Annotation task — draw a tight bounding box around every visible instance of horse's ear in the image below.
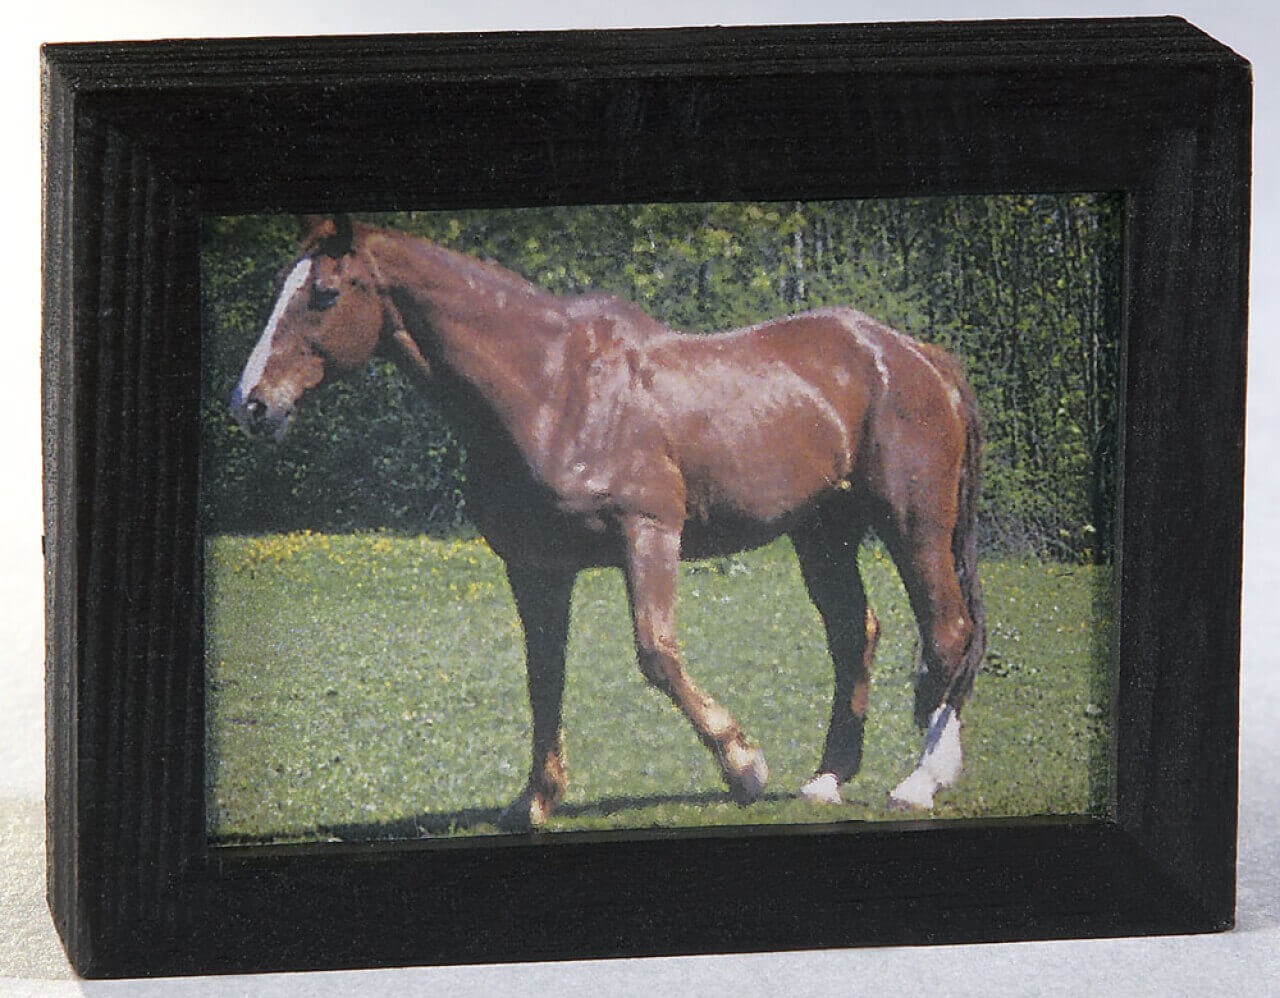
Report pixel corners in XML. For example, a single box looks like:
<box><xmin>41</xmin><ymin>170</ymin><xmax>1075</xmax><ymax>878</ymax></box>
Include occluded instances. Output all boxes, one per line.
<box><xmin>298</xmin><ymin>214</ymin><xmax>330</xmax><ymax>241</ymax></box>
<box><xmin>297</xmin><ymin>214</ymin><xmax>355</xmax><ymax>255</ymax></box>
<box><xmin>331</xmin><ymin>214</ymin><xmax>355</xmax><ymax>254</ymax></box>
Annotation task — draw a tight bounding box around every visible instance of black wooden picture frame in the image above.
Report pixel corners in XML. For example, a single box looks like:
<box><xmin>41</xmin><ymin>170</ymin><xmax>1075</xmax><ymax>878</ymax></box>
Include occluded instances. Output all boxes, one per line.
<box><xmin>42</xmin><ymin>18</ymin><xmax>1250</xmax><ymax>979</ymax></box>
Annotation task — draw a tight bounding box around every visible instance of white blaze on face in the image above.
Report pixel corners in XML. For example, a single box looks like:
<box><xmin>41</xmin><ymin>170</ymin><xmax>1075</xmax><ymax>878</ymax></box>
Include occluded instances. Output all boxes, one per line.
<box><xmin>236</xmin><ymin>258</ymin><xmax>313</xmax><ymax>402</ymax></box>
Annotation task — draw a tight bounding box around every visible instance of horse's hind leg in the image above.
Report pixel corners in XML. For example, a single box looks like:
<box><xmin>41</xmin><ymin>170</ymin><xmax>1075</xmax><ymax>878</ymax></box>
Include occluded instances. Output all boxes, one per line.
<box><xmin>882</xmin><ymin>525</ymin><xmax>975</xmax><ymax>810</ymax></box>
<box><xmin>622</xmin><ymin>516</ymin><xmax>768</xmax><ymax>804</ymax></box>
<box><xmin>791</xmin><ymin>518</ymin><xmax>879</xmax><ymax>805</ymax></box>
<box><xmin>498</xmin><ymin>561</ymin><xmax>574</xmax><ymax>831</ymax></box>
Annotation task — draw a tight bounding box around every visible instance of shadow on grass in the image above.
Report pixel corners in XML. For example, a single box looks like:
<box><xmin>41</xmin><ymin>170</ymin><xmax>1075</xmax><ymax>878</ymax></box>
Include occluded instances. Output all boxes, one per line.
<box><xmin>214</xmin><ymin>790</ymin><xmax>800</xmax><ymax>846</ymax></box>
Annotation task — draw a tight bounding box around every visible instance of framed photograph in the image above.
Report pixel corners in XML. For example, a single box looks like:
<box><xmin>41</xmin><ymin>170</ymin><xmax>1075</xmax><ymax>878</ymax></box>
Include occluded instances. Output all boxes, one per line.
<box><xmin>200</xmin><ymin>194</ymin><xmax>1121</xmax><ymax>849</ymax></box>
<box><xmin>42</xmin><ymin>18</ymin><xmax>1250</xmax><ymax>978</ymax></box>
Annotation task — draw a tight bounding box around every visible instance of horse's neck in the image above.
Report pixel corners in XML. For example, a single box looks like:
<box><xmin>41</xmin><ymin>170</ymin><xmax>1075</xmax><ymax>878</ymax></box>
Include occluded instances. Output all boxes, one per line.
<box><xmin>368</xmin><ymin>230</ymin><xmax>564</xmax><ymax>447</ymax></box>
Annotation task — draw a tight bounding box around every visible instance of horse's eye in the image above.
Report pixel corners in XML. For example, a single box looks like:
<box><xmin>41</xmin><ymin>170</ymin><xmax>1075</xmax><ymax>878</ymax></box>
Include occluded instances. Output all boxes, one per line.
<box><xmin>311</xmin><ymin>284</ymin><xmax>340</xmax><ymax>311</ymax></box>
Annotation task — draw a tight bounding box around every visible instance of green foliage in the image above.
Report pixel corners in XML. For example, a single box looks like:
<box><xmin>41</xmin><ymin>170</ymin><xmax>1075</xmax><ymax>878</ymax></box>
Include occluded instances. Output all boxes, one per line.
<box><xmin>201</xmin><ymin>195</ymin><xmax>1121</xmax><ymax>560</ymax></box>
<box><xmin>205</xmin><ymin>534</ymin><xmax>1113</xmax><ymax>842</ymax></box>
<box><xmin>200</xmin><ymin>217</ymin><xmax>469</xmax><ymax>535</ymax></box>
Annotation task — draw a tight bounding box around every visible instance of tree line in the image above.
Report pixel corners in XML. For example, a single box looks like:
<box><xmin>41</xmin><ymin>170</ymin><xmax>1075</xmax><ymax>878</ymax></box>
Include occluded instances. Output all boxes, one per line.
<box><xmin>200</xmin><ymin>194</ymin><xmax>1122</xmax><ymax>562</ymax></box>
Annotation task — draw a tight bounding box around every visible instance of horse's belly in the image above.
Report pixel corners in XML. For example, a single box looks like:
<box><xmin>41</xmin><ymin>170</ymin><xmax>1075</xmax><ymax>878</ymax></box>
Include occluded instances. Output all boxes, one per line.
<box><xmin>463</xmin><ymin>468</ymin><xmax>625</xmax><ymax>569</ymax></box>
<box><xmin>678</xmin><ymin>509</ymin><xmax>795</xmax><ymax>560</ymax></box>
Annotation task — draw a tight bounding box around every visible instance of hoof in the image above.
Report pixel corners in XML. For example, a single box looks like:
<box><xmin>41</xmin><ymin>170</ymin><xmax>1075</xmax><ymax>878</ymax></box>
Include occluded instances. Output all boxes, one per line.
<box><xmin>888</xmin><ymin>705</ymin><xmax>963</xmax><ymax>811</ymax></box>
<box><xmin>725</xmin><ymin>745</ymin><xmax>769</xmax><ymax>804</ymax></box>
<box><xmin>799</xmin><ymin>772</ymin><xmax>843</xmax><ymax>805</ymax></box>
<box><xmin>496</xmin><ymin>792</ymin><xmax>554</xmax><ymax>832</ymax></box>
<box><xmin>887</xmin><ymin>768</ymin><xmax>939</xmax><ymax>811</ymax></box>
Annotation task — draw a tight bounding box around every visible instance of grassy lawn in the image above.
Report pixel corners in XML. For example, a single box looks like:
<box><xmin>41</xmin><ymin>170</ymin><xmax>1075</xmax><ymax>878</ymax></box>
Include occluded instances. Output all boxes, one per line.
<box><xmin>205</xmin><ymin>532</ymin><xmax>1113</xmax><ymax>844</ymax></box>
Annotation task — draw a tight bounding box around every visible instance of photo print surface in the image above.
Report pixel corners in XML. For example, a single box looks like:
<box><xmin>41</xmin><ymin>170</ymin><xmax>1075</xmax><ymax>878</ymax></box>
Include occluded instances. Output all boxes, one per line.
<box><xmin>201</xmin><ymin>196</ymin><xmax>1121</xmax><ymax>845</ymax></box>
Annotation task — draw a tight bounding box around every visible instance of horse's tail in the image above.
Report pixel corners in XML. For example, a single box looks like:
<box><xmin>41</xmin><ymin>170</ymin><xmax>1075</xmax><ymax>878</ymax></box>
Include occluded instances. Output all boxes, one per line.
<box><xmin>952</xmin><ymin>376</ymin><xmax>987</xmax><ymax>708</ymax></box>
<box><xmin>921</xmin><ymin>344</ymin><xmax>987</xmax><ymax>713</ymax></box>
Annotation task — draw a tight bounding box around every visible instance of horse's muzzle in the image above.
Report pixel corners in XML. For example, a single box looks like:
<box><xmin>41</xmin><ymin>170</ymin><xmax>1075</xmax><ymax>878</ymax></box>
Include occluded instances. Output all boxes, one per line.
<box><xmin>230</xmin><ymin>385</ymin><xmax>291</xmax><ymax>443</ymax></box>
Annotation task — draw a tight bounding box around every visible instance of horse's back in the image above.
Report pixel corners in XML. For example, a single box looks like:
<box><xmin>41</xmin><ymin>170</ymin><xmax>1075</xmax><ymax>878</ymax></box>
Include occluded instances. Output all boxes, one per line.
<box><xmin>646</xmin><ymin>306</ymin><xmax>973</xmax><ymax>533</ymax></box>
<box><xmin>565</xmin><ymin>291</ymin><xmax>673</xmax><ymax>345</ymax></box>
<box><xmin>520</xmin><ymin>297</ymin><xmax>974</xmax><ymax>562</ymax></box>
<box><xmin>631</xmin><ymin>310</ymin><xmax>882</xmax><ymax>529</ymax></box>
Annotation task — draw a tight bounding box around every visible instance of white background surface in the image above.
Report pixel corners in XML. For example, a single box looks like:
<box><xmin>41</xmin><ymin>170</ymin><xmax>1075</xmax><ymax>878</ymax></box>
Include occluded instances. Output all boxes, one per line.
<box><xmin>3</xmin><ymin>2</ymin><xmax>1277</xmax><ymax>994</ymax></box>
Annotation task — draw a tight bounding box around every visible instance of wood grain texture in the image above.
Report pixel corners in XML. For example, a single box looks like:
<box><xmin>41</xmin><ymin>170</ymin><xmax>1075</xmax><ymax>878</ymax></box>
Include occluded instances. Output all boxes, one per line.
<box><xmin>42</xmin><ymin>18</ymin><xmax>1250</xmax><ymax>978</ymax></box>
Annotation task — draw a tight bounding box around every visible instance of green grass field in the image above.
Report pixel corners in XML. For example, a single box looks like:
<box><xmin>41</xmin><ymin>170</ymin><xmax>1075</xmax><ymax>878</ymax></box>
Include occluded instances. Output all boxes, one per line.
<box><xmin>205</xmin><ymin>532</ymin><xmax>1113</xmax><ymax>844</ymax></box>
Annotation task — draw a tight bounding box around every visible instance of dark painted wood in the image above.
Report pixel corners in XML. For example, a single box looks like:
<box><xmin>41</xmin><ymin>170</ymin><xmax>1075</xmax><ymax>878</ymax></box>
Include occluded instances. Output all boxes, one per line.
<box><xmin>42</xmin><ymin>18</ymin><xmax>1250</xmax><ymax>978</ymax></box>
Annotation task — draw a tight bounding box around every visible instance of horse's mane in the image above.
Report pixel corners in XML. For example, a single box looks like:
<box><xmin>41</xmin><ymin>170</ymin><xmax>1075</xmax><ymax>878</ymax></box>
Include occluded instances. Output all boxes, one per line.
<box><xmin>369</xmin><ymin>224</ymin><xmax>562</xmax><ymax>304</ymax></box>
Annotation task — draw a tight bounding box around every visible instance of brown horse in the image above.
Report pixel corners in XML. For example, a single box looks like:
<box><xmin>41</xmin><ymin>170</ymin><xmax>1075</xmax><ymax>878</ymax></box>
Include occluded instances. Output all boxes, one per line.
<box><xmin>230</xmin><ymin>214</ymin><xmax>987</xmax><ymax>829</ymax></box>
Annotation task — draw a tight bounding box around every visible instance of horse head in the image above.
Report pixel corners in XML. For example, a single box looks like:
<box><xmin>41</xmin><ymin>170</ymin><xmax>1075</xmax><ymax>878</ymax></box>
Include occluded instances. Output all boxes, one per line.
<box><xmin>230</xmin><ymin>214</ymin><xmax>389</xmax><ymax>442</ymax></box>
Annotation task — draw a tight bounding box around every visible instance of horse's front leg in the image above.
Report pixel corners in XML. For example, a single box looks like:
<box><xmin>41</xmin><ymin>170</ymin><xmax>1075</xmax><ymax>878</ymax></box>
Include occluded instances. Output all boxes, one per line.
<box><xmin>498</xmin><ymin>561</ymin><xmax>574</xmax><ymax>831</ymax></box>
<box><xmin>622</xmin><ymin>516</ymin><xmax>768</xmax><ymax>804</ymax></box>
